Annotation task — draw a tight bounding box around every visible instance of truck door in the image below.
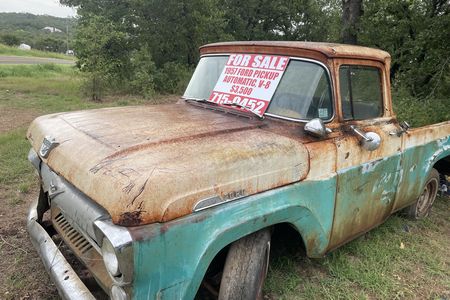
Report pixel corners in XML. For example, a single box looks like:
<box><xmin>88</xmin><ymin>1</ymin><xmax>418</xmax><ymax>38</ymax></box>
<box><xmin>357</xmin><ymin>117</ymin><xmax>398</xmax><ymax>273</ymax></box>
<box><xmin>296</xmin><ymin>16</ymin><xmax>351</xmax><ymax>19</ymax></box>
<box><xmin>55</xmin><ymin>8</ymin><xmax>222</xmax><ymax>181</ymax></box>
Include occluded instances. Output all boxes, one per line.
<box><xmin>328</xmin><ymin>60</ymin><xmax>403</xmax><ymax>249</ymax></box>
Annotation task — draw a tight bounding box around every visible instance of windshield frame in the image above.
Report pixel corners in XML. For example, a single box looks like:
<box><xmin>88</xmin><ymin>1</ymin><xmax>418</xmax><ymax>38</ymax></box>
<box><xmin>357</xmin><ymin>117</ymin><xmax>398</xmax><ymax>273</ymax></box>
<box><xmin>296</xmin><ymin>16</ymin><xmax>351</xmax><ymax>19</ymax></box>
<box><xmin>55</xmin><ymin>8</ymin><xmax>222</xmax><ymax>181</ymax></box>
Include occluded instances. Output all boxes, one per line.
<box><xmin>185</xmin><ymin>54</ymin><xmax>335</xmax><ymax>123</ymax></box>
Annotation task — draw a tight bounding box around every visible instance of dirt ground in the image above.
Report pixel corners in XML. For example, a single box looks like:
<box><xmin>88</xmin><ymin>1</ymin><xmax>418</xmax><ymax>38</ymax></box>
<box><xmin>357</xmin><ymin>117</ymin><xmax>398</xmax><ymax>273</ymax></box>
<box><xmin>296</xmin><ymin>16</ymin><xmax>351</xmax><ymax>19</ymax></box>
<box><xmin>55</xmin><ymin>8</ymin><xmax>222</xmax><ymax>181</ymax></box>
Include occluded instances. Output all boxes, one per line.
<box><xmin>0</xmin><ymin>185</ymin><xmax>59</xmax><ymax>299</ymax></box>
<box><xmin>0</xmin><ymin>107</ymin><xmax>38</xmax><ymax>134</ymax></box>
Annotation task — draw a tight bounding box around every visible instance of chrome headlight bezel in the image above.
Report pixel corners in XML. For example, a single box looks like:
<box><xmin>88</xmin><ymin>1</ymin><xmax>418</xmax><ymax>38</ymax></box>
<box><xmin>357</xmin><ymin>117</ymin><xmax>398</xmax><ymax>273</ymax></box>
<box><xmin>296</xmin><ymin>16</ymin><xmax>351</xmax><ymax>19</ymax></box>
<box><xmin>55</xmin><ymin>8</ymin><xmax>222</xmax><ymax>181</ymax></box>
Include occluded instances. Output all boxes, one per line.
<box><xmin>94</xmin><ymin>219</ymin><xmax>134</xmax><ymax>284</ymax></box>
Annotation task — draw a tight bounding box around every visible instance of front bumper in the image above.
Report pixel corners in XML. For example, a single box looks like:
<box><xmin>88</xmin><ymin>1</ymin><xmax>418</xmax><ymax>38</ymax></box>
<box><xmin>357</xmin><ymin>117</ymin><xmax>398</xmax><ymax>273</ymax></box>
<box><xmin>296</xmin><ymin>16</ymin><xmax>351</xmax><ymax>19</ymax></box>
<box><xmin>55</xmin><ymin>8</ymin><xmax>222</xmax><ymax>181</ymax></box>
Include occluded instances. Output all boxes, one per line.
<box><xmin>27</xmin><ymin>198</ymin><xmax>95</xmax><ymax>300</ymax></box>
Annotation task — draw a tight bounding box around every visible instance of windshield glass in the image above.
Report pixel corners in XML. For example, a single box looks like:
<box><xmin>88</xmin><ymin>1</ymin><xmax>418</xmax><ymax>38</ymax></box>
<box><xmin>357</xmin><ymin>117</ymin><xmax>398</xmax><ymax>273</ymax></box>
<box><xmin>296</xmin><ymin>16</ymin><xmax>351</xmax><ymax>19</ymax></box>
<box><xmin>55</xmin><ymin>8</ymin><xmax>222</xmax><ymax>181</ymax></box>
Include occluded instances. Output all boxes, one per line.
<box><xmin>184</xmin><ymin>56</ymin><xmax>228</xmax><ymax>100</ymax></box>
<box><xmin>183</xmin><ymin>55</ymin><xmax>333</xmax><ymax>120</ymax></box>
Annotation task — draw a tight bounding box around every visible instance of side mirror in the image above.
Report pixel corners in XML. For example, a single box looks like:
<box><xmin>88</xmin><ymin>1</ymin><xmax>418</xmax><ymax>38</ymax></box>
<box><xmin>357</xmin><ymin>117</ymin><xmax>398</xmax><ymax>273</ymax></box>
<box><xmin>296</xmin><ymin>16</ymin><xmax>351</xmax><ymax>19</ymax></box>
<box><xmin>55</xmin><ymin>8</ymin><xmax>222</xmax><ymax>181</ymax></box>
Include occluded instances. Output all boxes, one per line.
<box><xmin>349</xmin><ymin>125</ymin><xmax>381</xmax><ymax>151</ymax></box>
<box><xmin>304</xmin><ymin>118</ymin><xmax>332</xmax><ymax>138</ymax></box>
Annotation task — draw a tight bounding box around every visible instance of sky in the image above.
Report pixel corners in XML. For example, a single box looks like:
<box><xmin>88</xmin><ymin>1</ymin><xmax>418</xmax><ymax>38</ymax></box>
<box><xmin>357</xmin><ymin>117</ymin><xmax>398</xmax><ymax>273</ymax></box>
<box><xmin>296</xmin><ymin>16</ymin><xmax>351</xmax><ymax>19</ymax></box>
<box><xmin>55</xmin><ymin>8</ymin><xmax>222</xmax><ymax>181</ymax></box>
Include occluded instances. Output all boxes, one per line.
<box><xmin>0</xmin><ymin>0</ymin><xmax>77</xmax><ymax>18</ymax></box>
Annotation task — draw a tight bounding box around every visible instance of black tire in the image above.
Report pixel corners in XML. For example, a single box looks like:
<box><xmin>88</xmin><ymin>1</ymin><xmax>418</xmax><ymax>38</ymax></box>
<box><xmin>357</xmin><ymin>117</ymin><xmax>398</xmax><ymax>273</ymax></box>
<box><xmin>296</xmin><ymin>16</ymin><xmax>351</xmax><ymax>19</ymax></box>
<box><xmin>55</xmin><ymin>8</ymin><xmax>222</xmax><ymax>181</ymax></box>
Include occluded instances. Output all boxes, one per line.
<box><xmin>404</xmin><ymin>168</ymin><xmax>439</xmax><ymax>219</ymax></box>
<box><xmin>218</xmin><ymin>228</ymin><xmax>271</xmax><ymax>300</ymax></box>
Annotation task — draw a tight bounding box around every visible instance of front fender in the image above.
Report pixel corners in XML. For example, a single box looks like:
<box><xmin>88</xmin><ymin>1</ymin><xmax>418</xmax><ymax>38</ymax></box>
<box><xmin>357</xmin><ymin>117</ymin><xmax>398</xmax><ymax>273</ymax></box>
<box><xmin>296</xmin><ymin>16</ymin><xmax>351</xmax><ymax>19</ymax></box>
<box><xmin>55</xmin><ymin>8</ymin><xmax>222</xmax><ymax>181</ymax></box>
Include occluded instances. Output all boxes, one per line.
<box><xmin>130</xmin><ymin>176</ymin><xmax>337</xmax><ymax>300</ymax></box>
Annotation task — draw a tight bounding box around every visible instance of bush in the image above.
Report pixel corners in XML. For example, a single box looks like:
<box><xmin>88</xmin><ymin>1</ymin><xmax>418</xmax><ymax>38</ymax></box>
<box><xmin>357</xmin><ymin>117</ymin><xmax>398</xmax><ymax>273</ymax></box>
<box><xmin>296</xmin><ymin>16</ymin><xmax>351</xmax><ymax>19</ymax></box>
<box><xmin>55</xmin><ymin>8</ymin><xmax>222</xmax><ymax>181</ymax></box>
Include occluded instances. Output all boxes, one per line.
<box><xmin>127</xmin><ymin>47</ymin><xmax>156</xmax><ymax>98</ymax></box>
<box><xmin>392</xmin><ymin>85</ymin><xmax>450</xmax><ymax>127</ymax></box>
<box><xmin>1</xmin><ymin>33</ymin><xmax>20</xmax><ymax>46</ymax></box>
<box><xmin>154</xmin><ymin>62</ymin><xmax>193</xmax><ymax>94</ymax></box>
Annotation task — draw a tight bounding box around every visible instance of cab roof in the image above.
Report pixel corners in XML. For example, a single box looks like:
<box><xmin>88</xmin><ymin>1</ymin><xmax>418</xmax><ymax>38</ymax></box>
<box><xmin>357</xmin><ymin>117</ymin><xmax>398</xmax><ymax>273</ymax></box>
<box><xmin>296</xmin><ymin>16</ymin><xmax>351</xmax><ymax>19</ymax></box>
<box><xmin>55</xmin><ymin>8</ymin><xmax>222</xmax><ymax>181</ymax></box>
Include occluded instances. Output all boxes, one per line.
<box><xmin>200</xmin><ymin>41</ymin><xmax>390</xmax><ymax>63</ymax></box>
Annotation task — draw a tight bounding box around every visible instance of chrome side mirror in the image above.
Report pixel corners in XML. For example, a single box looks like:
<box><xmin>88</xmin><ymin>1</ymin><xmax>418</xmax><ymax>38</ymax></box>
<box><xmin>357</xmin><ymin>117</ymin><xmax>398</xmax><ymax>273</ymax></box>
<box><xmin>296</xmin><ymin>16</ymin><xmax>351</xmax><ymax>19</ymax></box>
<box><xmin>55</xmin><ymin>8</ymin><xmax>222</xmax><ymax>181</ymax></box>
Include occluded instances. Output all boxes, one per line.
<box><xmin>304</xmin><ymin>118</ymin><xmax>332</xmax><ymax>138</ymax></box>
<box><xmin>349</xmin><ymin>125</ymin><xmax>381</xmax><ymax>151</ymax></box>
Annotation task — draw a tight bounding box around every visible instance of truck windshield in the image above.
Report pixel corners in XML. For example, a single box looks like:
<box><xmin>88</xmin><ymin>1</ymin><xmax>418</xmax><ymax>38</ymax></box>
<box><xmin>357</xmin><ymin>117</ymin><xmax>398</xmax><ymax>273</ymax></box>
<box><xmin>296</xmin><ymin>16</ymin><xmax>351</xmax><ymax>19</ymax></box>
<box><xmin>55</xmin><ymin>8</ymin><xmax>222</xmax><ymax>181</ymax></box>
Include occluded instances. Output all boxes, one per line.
<box><xmin>183</xmin><ymin>55</ymin><xmax>333</xmax><ymax>120</ymax></box>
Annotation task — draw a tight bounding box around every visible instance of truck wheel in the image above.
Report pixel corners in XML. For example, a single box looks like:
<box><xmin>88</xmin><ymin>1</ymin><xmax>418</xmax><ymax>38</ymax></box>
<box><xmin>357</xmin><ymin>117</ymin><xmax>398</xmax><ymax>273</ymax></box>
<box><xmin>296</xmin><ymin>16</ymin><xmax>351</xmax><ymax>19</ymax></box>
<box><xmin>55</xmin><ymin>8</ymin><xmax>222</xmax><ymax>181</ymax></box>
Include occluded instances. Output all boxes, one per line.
<box><xmin>404</xmin><ymin>168</ymin><xmax>439</xmax><ymax>219</ymax></box>
<box><xmin>218</xmin><ymin>228</ymin><xmax>271</xmax><ymax>300</ymax></box>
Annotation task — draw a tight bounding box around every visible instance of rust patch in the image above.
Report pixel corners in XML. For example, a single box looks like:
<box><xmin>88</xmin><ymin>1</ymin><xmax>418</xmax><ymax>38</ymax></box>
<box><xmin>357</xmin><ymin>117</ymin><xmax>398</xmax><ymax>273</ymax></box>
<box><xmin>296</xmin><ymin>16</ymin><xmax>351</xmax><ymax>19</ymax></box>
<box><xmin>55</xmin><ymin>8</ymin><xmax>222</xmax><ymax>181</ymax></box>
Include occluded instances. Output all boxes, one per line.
<box><xmin>118</xmin><ymin>210</ymin><xmax>144</xmax><ymax>226</ymax></box>
<box><xmin>103</xmin><ymin>124</ymin><xmax>263</xmax><ymax>161</ymax></box>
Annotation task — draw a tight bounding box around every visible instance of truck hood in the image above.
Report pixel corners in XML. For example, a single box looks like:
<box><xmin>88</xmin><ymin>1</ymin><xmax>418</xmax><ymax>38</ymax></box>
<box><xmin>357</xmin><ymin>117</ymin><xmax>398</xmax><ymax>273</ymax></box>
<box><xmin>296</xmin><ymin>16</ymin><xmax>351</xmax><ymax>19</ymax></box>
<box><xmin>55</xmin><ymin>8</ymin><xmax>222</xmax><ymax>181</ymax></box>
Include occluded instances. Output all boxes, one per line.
<box><xmin>27</xmin><ymin>103</ymin><xmax>310</xmax><ymax>226</ymax></box>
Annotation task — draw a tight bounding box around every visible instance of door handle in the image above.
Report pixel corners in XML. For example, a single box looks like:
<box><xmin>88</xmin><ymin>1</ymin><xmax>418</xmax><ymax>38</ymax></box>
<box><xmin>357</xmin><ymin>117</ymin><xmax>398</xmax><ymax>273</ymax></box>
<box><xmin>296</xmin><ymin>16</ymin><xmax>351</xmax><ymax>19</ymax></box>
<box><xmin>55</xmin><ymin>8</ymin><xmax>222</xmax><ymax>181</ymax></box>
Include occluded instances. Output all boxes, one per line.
<box><xmin>389</xmin><ymin>121</ymin><xmax>411</xmax><ymax>137</ymax></box>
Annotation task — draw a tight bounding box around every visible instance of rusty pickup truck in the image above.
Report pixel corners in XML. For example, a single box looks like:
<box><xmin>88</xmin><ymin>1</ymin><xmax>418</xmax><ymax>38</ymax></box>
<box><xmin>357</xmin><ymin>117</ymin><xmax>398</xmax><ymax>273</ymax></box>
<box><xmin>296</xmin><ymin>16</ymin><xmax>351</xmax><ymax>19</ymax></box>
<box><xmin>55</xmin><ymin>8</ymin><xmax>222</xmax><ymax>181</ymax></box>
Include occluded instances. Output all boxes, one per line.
<box><xmin>26</xmin><ymin>42</ymin><xmax>450</xmax><ymax>300</ymax></box>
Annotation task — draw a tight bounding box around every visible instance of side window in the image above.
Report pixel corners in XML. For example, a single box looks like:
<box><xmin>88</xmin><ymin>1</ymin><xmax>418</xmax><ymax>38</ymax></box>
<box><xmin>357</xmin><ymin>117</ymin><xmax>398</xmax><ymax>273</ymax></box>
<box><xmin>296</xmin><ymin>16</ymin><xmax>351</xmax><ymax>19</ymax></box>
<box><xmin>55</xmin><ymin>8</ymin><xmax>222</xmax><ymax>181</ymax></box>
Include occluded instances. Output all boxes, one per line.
<box><xmin>339</xmin><ymin>66</ymin><xmax>383</xmax><ymax>120</ymax></box>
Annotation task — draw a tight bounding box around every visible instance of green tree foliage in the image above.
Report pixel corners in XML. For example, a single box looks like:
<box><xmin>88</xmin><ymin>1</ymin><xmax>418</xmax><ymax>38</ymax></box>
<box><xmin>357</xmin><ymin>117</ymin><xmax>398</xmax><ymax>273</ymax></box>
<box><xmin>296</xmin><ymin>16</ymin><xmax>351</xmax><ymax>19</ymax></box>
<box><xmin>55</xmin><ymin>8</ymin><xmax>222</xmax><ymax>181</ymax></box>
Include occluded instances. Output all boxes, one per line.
<box><xmin>0</xmin><ymin>33</ymin><xmax>20</xmax><ymax>46</ymax></box>
<box><xmin>34</xmin><ymin>37</ymin><xmax>65</xmax><ymax>52</ymax></box>
<box><xmin>360</xmin><ymin>0</ymin><xmax>450</xmax><ymax>96</ymax></box>
<box><xmin>74</xmin><ymin>14</ymin><xmax>133</xmax><ymax>100</ymax></box>
<box><xmin>222</xmin><ymin>0</ymin><xmax>340</xmax><ymax>41</ymax></box>
<box><xmin>132</xmin><ymin>0</ymin><xmax>229</xmax><ymax>66</ymax></box>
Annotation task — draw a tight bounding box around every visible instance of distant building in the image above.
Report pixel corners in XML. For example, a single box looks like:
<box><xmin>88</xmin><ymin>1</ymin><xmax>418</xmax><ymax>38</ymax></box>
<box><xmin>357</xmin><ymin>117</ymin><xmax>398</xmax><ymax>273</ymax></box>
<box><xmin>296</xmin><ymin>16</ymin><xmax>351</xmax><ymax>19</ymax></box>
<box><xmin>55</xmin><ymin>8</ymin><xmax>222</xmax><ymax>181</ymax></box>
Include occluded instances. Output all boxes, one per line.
<box><xmin>18</xmin><ymin>43</ymin><xmax>31</xmax><ymax>50</ymax></box>
<box><xmin>42</xmin><ymin>26</ymin><xmax>63</xmax><ymax>33</ymax></box>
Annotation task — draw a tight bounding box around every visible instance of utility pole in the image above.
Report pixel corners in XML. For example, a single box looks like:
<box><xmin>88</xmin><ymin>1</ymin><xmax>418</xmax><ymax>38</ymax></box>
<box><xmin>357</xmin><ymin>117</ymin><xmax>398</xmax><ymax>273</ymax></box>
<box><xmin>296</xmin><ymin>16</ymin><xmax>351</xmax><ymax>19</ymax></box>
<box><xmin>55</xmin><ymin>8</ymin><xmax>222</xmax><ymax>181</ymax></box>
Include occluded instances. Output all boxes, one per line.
<box><xmin>66</xmin><ymin>19</ymin><xmax>69</xmax><ymax>53</ymax></box>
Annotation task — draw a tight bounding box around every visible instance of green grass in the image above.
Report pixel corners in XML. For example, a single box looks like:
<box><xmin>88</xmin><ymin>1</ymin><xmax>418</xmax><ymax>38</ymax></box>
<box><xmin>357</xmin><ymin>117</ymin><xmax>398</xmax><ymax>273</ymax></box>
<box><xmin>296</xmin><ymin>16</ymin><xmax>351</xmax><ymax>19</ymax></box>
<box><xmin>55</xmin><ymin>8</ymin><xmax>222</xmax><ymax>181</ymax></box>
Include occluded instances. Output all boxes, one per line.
<box><xmin>266</xmin><ymin>201</ymin><xmax>450</xmax><ymax>299</ymax></box>
<box><xmin>0</xmin><ymin>129</ymin><xmax>34</xmax><ymax>186</ymax></box>
<box><xmin>0</xmin><ymin>43</ymin><xmax>75</xmax><ymax>60</ymax></box>
<box><xmin>0</xmin><ymin>63</ymin><xmax>73</xmax><ymax>78</ymax></box>
<box><xmin>0</xmin><ymin>64</ymin><xmax>154</xmax><ymax>115</ymax></box>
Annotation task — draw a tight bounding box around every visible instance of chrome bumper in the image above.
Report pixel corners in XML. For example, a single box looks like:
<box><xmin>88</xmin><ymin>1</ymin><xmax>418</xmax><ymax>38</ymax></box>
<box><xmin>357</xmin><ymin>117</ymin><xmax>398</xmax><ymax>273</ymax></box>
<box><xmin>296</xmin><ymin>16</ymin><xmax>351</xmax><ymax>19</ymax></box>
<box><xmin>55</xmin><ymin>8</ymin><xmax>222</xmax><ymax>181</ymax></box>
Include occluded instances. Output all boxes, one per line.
<box><xmin>27</xmin><ymin>199</ymin><xmax>95</xmax><ymax>300</ymax></box>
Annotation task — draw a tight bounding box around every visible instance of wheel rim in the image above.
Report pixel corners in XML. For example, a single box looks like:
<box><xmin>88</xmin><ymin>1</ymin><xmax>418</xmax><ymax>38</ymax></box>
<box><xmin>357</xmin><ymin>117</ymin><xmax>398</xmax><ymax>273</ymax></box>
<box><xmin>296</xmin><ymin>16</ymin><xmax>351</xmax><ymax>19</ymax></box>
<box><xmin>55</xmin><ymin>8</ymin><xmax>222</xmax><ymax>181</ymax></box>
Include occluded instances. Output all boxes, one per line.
<box><xmin>415</xmin><ymin>177</ymin><xmax>438</xmax><ymax>218</ymax></box>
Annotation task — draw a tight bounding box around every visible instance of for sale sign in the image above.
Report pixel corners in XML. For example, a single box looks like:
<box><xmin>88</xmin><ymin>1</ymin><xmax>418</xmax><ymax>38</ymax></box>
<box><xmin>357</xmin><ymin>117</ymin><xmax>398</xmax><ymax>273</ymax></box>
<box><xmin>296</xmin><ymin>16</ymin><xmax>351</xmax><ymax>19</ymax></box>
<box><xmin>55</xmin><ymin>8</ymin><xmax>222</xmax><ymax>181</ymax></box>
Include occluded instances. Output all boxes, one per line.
<box><xmin>209</xmin><ymin>54</ymin><xmax>289</xmax><ymax>117</ymax></box>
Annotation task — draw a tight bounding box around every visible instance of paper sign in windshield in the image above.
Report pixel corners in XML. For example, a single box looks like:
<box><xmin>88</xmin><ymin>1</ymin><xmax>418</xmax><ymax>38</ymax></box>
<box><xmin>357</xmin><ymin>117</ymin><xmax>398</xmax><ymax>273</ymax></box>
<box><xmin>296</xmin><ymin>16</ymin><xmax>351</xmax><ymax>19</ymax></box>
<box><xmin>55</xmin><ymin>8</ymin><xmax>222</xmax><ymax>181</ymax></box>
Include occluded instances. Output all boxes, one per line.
<box><xmin>209</xmin><ymin>54</ymin><xmax>289</xmax><ymax>117</ymax></box>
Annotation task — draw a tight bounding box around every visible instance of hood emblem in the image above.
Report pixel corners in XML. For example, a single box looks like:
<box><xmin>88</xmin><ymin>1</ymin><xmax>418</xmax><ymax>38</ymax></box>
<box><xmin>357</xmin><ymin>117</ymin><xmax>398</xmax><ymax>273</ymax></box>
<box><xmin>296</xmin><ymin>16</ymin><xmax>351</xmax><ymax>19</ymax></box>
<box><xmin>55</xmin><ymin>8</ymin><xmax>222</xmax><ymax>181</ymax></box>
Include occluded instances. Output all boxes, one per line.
<box><xmin>39</xmin><ymin>136</ymin><xmax>59</xmax><ymax>158</ymax></box>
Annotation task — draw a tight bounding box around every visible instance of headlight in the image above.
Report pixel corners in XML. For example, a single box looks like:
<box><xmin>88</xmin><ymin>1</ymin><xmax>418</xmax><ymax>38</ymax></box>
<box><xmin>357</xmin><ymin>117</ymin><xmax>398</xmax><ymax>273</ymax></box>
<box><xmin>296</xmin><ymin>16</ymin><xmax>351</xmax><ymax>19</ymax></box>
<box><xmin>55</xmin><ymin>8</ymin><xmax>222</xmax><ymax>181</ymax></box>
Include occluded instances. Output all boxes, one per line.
<box><xmin>102</xmin><ymin>238</ymin><xmax>121</xmax><ymax>276</ymax></box>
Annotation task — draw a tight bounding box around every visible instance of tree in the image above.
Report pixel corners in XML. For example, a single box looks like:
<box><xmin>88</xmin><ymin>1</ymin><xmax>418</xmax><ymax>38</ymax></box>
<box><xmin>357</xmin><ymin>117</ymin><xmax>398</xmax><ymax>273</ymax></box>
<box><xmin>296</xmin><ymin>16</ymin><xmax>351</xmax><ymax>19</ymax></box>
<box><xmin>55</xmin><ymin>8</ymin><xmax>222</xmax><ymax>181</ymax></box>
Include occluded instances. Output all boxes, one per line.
<box><xmin>35</xmin><ymin>37</ymin><xmax>64</xmax><ymax>52</ymax></box>
<box><xmin>221</xmin><ymin>0</ymin><xmax>339</xmax><ymax>42</ymax></box>
<box><xmin>342</xmin><ymin>0</ymin><xmax>363</xmax><ymax>44</ymax></box>
<box><xmin>74</xmin><ymin>14</ymin><xmax>133</xmax><ymax>100</ymax></box>
<box><xmin>132</xmin><ymin>0</ymin><xmax>228</xmax><ymax>66</ymax></box>
<box><xmin>1</xmin><ymin>33</ymin><xmax>20</xmax><ymax>46</ymax></box>
<box><xmin>359</xmin><ymin>0</ymin><xmax>450</xmax><ymax>97</ymax></box>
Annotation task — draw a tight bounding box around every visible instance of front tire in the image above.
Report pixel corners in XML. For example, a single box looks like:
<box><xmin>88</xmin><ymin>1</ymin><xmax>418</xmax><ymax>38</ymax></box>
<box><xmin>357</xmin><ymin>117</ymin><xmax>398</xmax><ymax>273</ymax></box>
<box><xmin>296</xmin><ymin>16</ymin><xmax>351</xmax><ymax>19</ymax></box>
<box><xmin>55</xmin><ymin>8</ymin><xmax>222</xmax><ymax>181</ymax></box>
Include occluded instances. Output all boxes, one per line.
<box><xmin>218</xmin><ymin>228</ymin><xmax>271</xmax><ymax>300</ymax></box>
<box><xmin>404</xmin><ymin>168</ymin><xmax>439</xmax><ymax>219</ymax></box>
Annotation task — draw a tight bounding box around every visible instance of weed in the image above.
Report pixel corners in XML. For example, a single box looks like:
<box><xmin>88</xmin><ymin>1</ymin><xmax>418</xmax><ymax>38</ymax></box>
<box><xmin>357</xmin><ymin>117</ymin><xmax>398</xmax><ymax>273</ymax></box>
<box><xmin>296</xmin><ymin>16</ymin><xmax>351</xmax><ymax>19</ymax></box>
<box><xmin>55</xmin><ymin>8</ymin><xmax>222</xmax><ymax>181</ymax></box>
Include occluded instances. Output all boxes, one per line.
<box><xmin>18</xmin><ymin>182</ymin><xmax>31</xmax><ymax>194</ymax></box>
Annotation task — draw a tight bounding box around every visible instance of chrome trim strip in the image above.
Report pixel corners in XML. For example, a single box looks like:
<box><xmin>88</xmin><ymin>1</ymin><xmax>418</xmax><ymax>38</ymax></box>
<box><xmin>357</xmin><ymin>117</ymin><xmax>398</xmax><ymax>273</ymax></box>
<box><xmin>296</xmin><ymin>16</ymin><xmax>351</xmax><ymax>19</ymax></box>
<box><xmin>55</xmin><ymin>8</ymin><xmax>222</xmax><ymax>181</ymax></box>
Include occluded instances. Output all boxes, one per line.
<box><xmin>93</xmin><ymin>219</ymin><xmax>133</xmax><ymax>250</ymax></box>
<box><xmin>193</xmin><ymin>194</ymin><xmax>247</xmax><ymax>212</ymax></box>
<box><xmin>197</xmin><ymin>54</ymin><xmax>336</xmax><ymax>124</ymax></box>
<box><xmin>93</xmin><ymin>219</ymin><xmax>134</xmax><ymax>285</ymax></box>
<box><xmin>27</xmin><ymin>199</ymin><xmax>95</xmax><ymax>300</ymax></box>
<box><xmin>28</xmin><ymin>148</ymin><xmax>41</xmax><ymax>171</ymax></box>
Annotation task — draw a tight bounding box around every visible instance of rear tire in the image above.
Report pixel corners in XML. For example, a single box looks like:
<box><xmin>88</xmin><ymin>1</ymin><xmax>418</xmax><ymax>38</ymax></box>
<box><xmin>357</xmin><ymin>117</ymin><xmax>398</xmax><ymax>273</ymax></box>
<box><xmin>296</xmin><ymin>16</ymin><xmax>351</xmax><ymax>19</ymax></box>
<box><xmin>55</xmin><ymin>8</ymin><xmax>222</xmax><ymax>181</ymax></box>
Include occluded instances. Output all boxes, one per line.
<box><xmin>218</xmin><ymin>228</ymin><xmax>271</xmax><ymax>300</ymax></box>
<box><xmin>404</xmin><ymin>168</ymin><xmax>439</xmax><ymax>219</ymax></box>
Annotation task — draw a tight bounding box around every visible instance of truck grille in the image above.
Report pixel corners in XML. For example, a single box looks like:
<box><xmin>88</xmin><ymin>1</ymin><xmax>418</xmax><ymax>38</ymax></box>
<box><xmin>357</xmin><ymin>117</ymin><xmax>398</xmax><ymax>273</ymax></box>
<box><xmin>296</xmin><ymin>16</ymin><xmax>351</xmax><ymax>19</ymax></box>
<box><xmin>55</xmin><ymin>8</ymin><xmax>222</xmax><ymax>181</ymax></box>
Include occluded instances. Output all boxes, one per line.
<box><xmin>53</xmin><ymin>211</ymin><xmax>93</xmax><ymax>255</ymax></box>
<box><xmin>51</xmin><ymin>206</ymin><xmax>113</xmax><ymax>294</ymax></box>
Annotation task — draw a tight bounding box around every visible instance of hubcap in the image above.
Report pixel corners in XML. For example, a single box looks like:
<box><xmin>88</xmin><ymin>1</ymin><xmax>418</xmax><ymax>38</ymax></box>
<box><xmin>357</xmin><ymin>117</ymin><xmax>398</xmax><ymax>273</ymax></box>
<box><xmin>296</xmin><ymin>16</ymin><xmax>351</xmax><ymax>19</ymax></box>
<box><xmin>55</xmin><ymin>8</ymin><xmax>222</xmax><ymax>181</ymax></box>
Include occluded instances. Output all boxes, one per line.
<box><xmin>415</xmin><ymin>178</ymin><xmax>438</xmax><ymax>218</ymax></box>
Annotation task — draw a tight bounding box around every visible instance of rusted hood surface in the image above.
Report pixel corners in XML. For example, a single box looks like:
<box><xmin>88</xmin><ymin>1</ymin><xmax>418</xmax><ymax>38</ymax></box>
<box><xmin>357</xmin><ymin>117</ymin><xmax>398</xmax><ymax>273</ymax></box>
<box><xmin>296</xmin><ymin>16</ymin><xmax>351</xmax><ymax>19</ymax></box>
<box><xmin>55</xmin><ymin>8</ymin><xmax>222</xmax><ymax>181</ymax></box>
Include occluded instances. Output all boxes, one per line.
<box><xmin>27</xmin><ymin>103</ymin><xmax>310</xmax><ymax>225</ymax></box>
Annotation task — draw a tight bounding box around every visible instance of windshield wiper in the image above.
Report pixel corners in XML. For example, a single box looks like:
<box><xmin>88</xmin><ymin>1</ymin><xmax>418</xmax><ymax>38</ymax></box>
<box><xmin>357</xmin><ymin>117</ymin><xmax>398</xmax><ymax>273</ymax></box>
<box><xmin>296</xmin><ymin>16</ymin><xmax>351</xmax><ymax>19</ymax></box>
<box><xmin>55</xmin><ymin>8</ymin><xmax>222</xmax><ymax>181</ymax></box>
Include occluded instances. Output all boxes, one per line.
<box><xmin>184</xmin><ymin>98</ymin><xmax>264</xmax><ymax>119</ymax></box>
<box><xmin>221</xmin><ymin>102</ymin><xmax>264</xmax><ymax>119</ymax></box>
<box><xmin>183</xmin><ymin>97</ymin><xmax>210</xmax><ymax>103</ymax></box>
